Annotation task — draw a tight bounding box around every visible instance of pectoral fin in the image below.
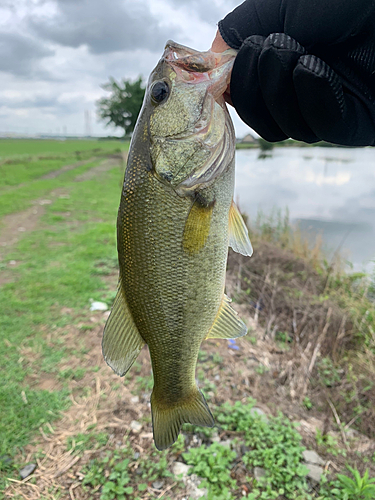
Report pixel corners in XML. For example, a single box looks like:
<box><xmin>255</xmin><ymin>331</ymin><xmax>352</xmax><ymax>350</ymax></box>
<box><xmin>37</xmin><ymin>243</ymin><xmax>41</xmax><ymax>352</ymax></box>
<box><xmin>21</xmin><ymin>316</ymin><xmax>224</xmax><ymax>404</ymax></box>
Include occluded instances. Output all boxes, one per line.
<box><xmin>183</xmin><ymin>197</ymin><xmax>215</xmax><ymax>255</ymax></box>
<box><xmin>102</xmin><ymin>283</ymin><xmax>145</xmax><ymax>377</ymax></box>
<box><xmin>206</xmin><ymin>294</ymin><xmax>247</xmax><ymax>339</ymax></box>
<box><xmin>228</xmin><ymin>201</ymin><xmax>253</xmax><ymax>256</ymax></box>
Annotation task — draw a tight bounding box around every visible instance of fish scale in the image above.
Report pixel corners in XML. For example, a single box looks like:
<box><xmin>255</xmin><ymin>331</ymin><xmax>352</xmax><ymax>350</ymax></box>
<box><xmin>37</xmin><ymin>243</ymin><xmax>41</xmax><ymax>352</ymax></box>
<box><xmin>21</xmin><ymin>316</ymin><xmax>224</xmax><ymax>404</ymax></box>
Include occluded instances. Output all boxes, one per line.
<box><xmin>102</xmin><ymin>41</ymin><xmax>253</xmax><ymax>449</ymax></box>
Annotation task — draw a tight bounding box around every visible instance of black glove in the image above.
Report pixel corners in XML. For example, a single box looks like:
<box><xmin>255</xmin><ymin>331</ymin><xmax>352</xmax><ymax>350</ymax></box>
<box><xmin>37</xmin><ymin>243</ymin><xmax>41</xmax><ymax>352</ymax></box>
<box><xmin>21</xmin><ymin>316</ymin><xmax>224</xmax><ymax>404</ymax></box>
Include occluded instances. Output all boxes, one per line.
<box><xmin>219</xmin><ymin>0</ymin><xmax>375</xmax><ymax>146</ymax></box>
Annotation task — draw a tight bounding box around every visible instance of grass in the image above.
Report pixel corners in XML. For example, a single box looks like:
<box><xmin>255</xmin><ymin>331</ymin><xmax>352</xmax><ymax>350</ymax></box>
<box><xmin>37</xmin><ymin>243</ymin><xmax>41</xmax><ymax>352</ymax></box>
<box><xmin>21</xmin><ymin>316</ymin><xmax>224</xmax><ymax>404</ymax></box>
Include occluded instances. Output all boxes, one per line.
<box><xmin>236</xmin><ymin>209</ymin><xmax>375</xmax><ymax>439</ymax></box>
<box><xmin>0</xmin><ymin>139</ymin><xmax>128</xmax><ymax>487</ymax></box>
<box><xmin>0</xmin><ymin>138</ymin><xmax>126</xmax><ymax>158</ymax></box>
<box><xmin>1</xmin><ymin>140</ymin><xmax>375</xmax><ymax>499</ymax></box>
<box><xmin>78</xmin><ymin>398</ymin><xmax>375</xmax><ymax>500</ymax></box>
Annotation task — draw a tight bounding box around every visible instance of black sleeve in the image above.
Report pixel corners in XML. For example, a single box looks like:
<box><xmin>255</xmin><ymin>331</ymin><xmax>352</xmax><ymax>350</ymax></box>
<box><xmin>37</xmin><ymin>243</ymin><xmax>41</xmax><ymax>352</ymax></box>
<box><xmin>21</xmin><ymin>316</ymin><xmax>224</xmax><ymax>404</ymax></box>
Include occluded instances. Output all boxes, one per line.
<box><xmin>218</xmin><ymin>0</ymin><xmax>375</xmax><ymax>146</ymax></box>
<box><xmin>219</xmin><ymin>0</ymin><xmax>375</xmax><ymax>50</ymax></box>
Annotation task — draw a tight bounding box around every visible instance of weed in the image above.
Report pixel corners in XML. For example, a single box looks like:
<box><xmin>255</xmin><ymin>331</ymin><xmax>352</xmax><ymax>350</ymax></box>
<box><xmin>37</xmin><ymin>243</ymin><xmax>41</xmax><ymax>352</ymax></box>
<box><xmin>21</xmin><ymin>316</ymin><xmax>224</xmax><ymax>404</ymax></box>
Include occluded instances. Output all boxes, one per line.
<box><xmin>302</xmin><ymin>397</ymin><xmax>313</xmax><ymax>410</ymax></box>
<box><xmin>58</xmin><ymin>368</ymin><xmax>86</xmax><ymax>381</ymax></box>
<box><xmin>170</xmin><ymin>434</ymin><xmax>185</xmax><ymax>454</ymax></box>
<box><xmin>83</xmin><ymin>448</ymin><xmax>173</xmax><ymax>500</ymax></box>
<box><xmin>216</xmin><ymin>400</ymin><xmax>310</xmax><ymax>499</ymax></box>
<box><xmin>212</xmin><ymin>353</ymin><xmax>223</xmax><ymax>363</ymax></box>
<box><xmin>135</xmin><ymin>375</ymin><xmax>153</xmax><ymax>392</ymax></box>
<box><xmin>198</xmin><ymin>349</ymin><xmax>208</xmax><ymax>361</ymax></box>
<box><xmin>137</xmin><ymin>451</ymin><xmax>173</xmax><ymax>482</ymax></box>
<box><xmin>317</xmin><ymin>358</ymin><xmax>342</xmax><ymax>387</ymax></box>
<box><xmin>183</xmin><ymin>442</ymin><xmax>237</xmax><ymax>500</ymax></box>
<box><xmin>337</xmin><ymin>467</ymin><xmax>375</xmax><ymax>499</ymax></box>
<box><xmin>319</xmin><ymin>466</ymin><xmax>375</xmax><ymax>500</ymax></box>
<box><xmin>83</xmin><ymin>451</ymin><xmax>135</xmax><ymax>500</ymax></box>
<box><xmin>66</xmin><ymin>432</ymin><xmax>109</xmax><ymax>452</ymax></box>
<box><xmin>315</xmin><ymin>429</ymin><xmax>346</xmax><ymax>457</ymax></box>
<box><xmin>275</xmin><ymin>331</ymin><xmax>293</xmax><ymax>344</ymax></box>
<box><xmin>255</xmin><ymin>364</ymin><xmax>269</xmax><ymax>375</ymax></box>
<box><xmin>197</xmin><ymin>368</ymin><xmax>205</xmax><ymax>381</ymax></box>
<box><xmin>182</xmin><ymin>422</ymin><xmax>216</xmax><ymax>439</ymax></box>
<box><xmin>199</xmin><ymin>379</ymin><xmax>217</xmax><ymax>396</ymax></box>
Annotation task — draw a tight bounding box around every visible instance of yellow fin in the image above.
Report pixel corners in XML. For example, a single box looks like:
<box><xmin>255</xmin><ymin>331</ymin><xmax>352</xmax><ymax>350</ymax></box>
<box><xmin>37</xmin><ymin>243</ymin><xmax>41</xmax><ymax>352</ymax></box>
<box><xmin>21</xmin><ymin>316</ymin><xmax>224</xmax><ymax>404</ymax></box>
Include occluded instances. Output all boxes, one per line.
<box><xmin>228</xmin><ymin>201</ymin><xmax>253</xmax><ymax>256</ymax></box>
<box><xmin>206</xmin><ymin>294</ymin><xmax>247</xmax><ymax>339</ymax></box>
<box><xmin>102</xmin><ymin>284</ymin><xmax>145</xmax><ymax>377</ymax></box>
<box><xmin>183</xmin><ymin>198</ymin><xmax>214</xmax><ymax>254</ymax></box>
<box><xmin>151</xmin><ymin>388</ymin><xmax>214</xmax><ymax>450</ymax></box>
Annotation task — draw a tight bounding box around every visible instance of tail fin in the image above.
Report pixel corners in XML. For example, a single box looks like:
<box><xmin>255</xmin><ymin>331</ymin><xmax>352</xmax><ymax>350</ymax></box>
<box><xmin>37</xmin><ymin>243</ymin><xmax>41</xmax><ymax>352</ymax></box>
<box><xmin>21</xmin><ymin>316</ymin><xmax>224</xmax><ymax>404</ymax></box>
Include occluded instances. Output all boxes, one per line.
<box><xmin>151</xmin><ymin>388</ymin><xmax>214</xmax><ymax>450</ymax></box>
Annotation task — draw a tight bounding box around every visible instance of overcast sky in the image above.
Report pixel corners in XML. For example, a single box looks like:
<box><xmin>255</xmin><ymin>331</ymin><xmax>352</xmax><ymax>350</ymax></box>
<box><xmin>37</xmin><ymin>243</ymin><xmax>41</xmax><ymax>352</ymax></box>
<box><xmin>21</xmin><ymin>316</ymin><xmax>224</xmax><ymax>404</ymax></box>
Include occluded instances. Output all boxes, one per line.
<box><xmin>0</xmin><ymin>0</ymin><xmax>251</xmax><ymax>138</ymax></box>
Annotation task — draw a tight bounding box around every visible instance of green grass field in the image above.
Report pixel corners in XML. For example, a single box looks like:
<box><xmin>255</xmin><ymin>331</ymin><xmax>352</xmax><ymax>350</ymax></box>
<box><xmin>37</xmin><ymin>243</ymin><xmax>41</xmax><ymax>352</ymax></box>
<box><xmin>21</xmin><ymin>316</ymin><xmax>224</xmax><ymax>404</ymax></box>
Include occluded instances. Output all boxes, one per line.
<box><xmin>0</xmin><ymin>139</ymin><xmax>128</xmax><ymax>490</ymax></box>
<box><xmin>0</xmin><ymin>138</ymin><xmax>125</xmax><ymax>157</ymax></box>
<box><xmin>1</xmin><ymin>139</ymin><xmax>375</xmax><ymax>500</ymax></box>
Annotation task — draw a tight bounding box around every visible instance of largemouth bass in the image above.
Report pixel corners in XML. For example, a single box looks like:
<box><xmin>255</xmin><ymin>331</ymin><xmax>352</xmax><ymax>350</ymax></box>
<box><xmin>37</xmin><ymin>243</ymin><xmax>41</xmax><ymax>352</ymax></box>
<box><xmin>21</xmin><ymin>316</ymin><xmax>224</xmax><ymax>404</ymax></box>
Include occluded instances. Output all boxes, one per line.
<box><xmin>102</xmin><ymin>41</ymin><xmax>252</xmax><ymax>450</ymax></box>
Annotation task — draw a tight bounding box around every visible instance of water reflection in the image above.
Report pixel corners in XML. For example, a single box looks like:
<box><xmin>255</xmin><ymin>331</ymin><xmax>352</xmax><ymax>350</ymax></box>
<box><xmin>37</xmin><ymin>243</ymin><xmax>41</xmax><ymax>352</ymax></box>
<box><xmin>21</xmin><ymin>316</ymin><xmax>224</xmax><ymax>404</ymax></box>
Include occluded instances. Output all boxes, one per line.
<box><xmin>234</xmin><ymin>147</ymin><xmax>375</xmax><ymax>272</ymax></box>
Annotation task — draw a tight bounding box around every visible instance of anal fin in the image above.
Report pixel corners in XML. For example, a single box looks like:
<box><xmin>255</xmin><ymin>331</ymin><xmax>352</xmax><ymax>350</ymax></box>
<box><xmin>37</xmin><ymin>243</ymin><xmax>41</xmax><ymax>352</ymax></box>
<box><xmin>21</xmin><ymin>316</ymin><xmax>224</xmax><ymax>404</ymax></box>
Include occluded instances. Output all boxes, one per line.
<box><xmin>229</xmin><ymin>200</ymin><xmax>253</xmax><ymax>256</ymax></box>
<box><xmin>206</xmin><ymin>294</ymin><xmax>247</xmax><ymax>339</ymax></box>
<box><xmin>102</xmin><ymin>283</ymin><xmax>145</xmax><ymax>377</ymax></box>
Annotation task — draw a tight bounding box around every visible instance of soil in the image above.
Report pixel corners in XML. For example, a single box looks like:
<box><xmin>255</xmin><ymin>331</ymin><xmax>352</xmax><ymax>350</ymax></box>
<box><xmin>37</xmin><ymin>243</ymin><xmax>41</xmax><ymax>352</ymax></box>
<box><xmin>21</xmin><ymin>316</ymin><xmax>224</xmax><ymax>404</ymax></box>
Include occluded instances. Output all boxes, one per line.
<box><xmin>41</xmin><ymin>159</ymin><xmax>97</xmax><ymax>180</ymax></box>
<box><xmin>0</xmin><ymin>204</ymin><xmax>46</xmax><ymax>250</ymax></box>
<box><xmin>0</xmin><ymin>156</ymin><xmax>121</xmax><ymax>255</ymax></box>
<box><xmin>74</xmin><ymin>158</ymin><xmax>124</xmax><ymax>182</ymax></box>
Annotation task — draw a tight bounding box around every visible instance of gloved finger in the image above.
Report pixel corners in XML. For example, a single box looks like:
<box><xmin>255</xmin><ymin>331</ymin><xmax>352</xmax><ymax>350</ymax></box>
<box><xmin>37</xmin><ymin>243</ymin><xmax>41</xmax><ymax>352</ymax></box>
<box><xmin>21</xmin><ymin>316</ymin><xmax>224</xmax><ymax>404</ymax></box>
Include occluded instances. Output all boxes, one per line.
<box><xmin>231</xmin><ymin>35</ymin><xmax>288</xmax><ymax>142</ymax></box>
<box><xmin>294</xmin><ymin>55</ymin><xmax>375</xmax><ymax>146</ymax></box>
<box><xmin>258</xmin><ymin>33</ymin><xmax>319</xmax><ymax>143</ymax></box>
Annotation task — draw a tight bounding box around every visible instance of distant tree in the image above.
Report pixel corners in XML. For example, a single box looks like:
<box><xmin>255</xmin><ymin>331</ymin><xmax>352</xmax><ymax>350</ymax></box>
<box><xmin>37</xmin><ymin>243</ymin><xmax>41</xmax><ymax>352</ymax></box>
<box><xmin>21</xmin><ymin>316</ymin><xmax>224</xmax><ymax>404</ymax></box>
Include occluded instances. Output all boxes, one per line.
<box><xmin>97</xmin><ymin>77</ymin><xmax>145</xmax><ymax>137</ymax></box>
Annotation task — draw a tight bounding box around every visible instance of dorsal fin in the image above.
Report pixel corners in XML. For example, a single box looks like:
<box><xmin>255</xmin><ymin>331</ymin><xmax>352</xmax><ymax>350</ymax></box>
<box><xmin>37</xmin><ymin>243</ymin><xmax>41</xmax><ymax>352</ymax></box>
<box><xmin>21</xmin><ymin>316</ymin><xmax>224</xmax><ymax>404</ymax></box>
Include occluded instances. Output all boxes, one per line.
<box><xmin>102</xmin><ymin>283</ymin><xmax>145</xmax><ymax>377</ymax></box>
<box><xmin>228</xmin><ymin>201</ymin><xmax>253</xmax><ymax>257</ymax></box>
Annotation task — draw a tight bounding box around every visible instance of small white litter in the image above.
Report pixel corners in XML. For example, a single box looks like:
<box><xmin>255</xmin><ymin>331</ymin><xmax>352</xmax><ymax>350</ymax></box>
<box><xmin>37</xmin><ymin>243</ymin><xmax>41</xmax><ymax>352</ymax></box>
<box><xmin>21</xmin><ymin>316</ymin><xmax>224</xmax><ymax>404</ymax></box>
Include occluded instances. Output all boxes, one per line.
<box><xmin>90</xmin><ymin>301</ymin><xmax>108</xmax><ymax>311</ymax></box>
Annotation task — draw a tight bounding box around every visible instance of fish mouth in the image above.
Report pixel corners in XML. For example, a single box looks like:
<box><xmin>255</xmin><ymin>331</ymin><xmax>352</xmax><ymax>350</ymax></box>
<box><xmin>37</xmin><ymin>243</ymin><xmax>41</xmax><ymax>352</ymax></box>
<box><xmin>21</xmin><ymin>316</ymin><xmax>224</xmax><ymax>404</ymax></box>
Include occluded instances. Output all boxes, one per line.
<box><xmin>163</xmin><ymin>40</ymin><xmax>236</xmax><ymax>101</ymax></box>
<box><xmin>162</xmin><ymin>39</ymin><xmax>236</xmax><ymax>142</ymax></box>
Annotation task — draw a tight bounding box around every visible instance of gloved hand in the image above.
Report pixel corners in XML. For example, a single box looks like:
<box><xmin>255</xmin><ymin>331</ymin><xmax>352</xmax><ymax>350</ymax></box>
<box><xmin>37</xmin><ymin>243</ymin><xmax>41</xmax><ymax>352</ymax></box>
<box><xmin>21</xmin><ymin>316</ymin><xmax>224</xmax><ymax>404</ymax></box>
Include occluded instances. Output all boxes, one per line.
<box><xmin>217</xmin><ymin>0</ymin><xmax>375</xmax><ymax>146</ymax></box>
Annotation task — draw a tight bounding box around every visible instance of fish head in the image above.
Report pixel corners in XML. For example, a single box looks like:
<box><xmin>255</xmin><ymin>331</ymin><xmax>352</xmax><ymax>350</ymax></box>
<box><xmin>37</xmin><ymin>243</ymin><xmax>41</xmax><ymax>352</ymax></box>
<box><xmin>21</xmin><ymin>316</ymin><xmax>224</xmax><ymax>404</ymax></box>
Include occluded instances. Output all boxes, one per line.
<box><xmin>144</xmin><ymin>40</ymin><xmax>237</xmax><ymax>195</ymax></box>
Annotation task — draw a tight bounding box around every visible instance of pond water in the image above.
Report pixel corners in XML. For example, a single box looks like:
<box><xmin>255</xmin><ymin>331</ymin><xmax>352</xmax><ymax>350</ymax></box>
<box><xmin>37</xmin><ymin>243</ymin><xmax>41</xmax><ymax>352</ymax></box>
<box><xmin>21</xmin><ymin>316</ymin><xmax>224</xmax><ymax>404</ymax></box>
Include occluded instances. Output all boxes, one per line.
<box><xmin>234</xmin><ymin>147</ymin><xmax>375</xmax><ymax>273</ymax></box>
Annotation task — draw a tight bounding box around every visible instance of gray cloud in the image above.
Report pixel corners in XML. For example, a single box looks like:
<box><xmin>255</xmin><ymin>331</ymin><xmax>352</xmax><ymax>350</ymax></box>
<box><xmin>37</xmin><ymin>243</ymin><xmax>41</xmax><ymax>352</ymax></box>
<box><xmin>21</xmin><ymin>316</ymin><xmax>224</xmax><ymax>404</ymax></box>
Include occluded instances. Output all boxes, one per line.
<box><xmin>0</xmin><ymin>93</ymin><xmax>91</xmax><ymax>116</ymax></box>
<box><xmin>0</xmin><ymin>0</ymin><xmax>231</xmax><ymax>136</ymax></box>
<box><xmin>29</xmin><ymin>0</ymin><xmax>177</xmax><ymax>54</ymax></box>
<box><xmin>166</xmin><ymin>0</ymin><xmax>238</xmax><ymax>23</ymax></box>
<box><xmin>0</xmin><ymin>32</ymin><xmax>54</xmax><ymax>76</ymax></box>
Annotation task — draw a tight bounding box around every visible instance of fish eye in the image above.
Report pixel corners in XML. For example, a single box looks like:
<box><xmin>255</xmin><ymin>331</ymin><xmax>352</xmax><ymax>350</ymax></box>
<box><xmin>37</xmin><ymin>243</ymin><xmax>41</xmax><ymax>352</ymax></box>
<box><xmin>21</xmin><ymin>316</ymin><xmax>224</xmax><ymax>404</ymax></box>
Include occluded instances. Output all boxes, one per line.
<box><xmin>151</xmin><ymin>81</ymin><xmax>170</xmax><ymax>105</ymax></box>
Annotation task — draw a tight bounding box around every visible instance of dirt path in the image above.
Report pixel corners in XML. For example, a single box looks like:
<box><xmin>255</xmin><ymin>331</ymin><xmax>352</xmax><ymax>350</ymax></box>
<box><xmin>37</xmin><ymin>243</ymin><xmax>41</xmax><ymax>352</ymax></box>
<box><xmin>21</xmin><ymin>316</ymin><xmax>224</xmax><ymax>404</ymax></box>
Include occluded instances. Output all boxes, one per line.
<box><xmin>74</xmin><ymin>157</ymin><xmax>123</xmax><ymax>182</ymax></box>
<box><xmin>0</xmin><ymin>157</ymin><xmax>122</xmax><ymax>255</ymax></box>
<box><xmin>0</xmin><ymin>190</ymin><xmax>68</xmax><ymax>252</ymax></box>
<box><xmin>40</xmin><ymin>158</ymin><xmax>97</xmax><ymax>180</ymax></box>
<box><xmin>0</xmin><ymin>158</ymin><xmax>97</xmax><ymax>196</ymax></box>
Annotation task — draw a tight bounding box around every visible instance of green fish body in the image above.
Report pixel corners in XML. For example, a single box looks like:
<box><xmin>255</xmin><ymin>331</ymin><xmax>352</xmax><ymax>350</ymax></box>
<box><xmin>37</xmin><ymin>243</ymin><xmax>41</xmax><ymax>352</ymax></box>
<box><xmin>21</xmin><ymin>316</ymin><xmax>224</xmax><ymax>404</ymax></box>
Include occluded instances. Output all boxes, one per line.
<box><xmin>103</xmin><ymin>41</ymin><xmax>252</xmax><ymax>450</ymax></box>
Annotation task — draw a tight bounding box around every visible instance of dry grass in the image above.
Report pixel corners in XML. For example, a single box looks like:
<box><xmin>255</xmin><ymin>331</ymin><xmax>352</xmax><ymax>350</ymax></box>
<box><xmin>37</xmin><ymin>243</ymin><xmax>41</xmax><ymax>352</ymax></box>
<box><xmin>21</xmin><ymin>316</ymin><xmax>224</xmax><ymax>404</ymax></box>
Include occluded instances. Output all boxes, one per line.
<box><xmin>4</xmin><ymin>377</ymin><xmax>125</xmax><ymax>500</ymax></box>
<box><xmin>227</xmin><ymin>223</ymin><xmax>375</xmax><ymax>439</ymax></box>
